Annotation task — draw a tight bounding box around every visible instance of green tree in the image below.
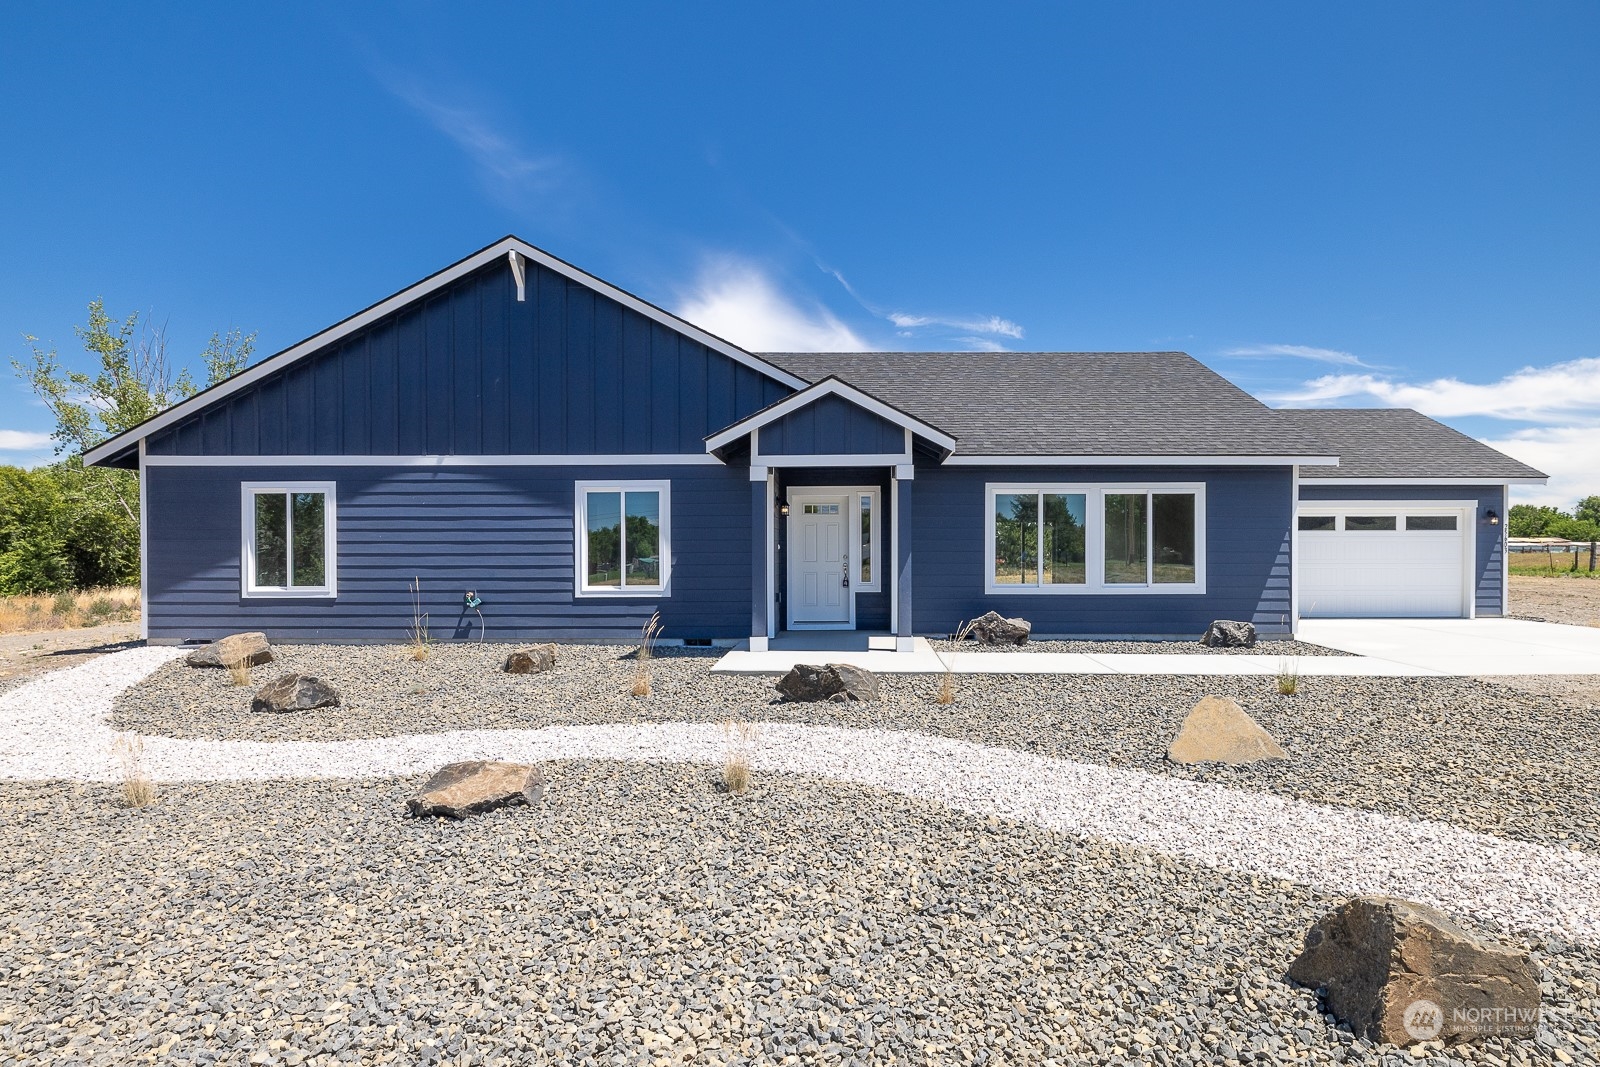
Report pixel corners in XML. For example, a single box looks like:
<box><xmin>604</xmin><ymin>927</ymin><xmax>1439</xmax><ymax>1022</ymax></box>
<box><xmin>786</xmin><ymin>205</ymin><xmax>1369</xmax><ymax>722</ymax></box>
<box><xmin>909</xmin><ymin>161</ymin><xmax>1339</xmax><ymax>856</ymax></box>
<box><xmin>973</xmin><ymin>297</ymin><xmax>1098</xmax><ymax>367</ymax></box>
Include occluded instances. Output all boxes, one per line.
<box><xmin>1576</xmin><ymin>496</ymin><xmax>1600</xmax><ymax>527</ymax></box>
<box><xmin>8</xmin><ymin>301</ymin><xmax>254</xmax><ymax>593</ymax></box>
<box><xmin>1508</xmin><ymin>504</ymin><xmax>1566</xmax><ymax>538</ymax></box>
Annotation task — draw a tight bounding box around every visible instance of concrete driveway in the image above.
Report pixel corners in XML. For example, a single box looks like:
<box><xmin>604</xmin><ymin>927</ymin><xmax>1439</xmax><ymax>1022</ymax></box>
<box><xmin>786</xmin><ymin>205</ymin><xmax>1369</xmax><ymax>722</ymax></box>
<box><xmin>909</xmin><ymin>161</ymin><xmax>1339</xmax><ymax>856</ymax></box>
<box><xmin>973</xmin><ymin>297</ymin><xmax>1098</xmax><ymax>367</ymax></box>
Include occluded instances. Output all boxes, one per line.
<box><xmin>1298</xmin><ymin>618</ymin><xmax>1600</xmax><ymax>676</ymax></box>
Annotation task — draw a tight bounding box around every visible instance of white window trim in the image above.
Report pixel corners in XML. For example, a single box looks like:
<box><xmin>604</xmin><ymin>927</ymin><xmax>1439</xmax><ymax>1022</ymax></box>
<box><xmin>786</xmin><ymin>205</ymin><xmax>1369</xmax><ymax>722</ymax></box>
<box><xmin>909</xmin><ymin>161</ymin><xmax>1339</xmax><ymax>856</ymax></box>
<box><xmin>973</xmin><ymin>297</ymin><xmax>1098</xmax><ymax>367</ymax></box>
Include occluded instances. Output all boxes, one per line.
<box><xmin>240</xmin><ymin>481</ymin><xmax>338</xmax><ymax>599</ymax></box>
<box><xmin>574</xmin><ymin>480</ymin><xmax>672</xmax><ymax>598</ymax></box>
<box><xmin>983</xmin><ymin>483</ymin><xmax>1207</xmax><ymax>595</ymax></box>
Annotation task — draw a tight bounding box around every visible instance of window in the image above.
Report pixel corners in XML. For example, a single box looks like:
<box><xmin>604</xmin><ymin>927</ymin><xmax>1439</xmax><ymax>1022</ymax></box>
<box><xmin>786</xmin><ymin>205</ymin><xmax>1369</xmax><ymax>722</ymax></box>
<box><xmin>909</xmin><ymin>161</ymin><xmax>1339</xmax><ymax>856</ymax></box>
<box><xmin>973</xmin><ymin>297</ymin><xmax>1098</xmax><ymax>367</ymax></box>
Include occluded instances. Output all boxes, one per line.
<box><xmin>1298</xmin><ymin>515</ymin><xmax>1336</xmax><ymax>532</ymax></box>
<box><xmin>241</xmin><ymin>483</ymin><xmax>336</xmax><ymax>597</ymax></box>
<box><xmin>860</xmin><ymin>494</ymin><xmax>873</xmax><ymax>585</ymax></box>
<box><xmin>1344</xmin><ymin>515</ymin><xmax>1397</xmax><ymax>532</ymax></box>
<box><xmin>575</xmin><ymin>481</ymin><xmax>670</xmax><ymax>595</ymax></box>
<box><xmin>1406</xmin><ymin>515</ymin><xmax>1458</xmax><ymax>531</ymax></box>
<box><xmin>986</xmin><ymin>484</ymin><xmax>1203</xmax><ymax>594</ymax></box>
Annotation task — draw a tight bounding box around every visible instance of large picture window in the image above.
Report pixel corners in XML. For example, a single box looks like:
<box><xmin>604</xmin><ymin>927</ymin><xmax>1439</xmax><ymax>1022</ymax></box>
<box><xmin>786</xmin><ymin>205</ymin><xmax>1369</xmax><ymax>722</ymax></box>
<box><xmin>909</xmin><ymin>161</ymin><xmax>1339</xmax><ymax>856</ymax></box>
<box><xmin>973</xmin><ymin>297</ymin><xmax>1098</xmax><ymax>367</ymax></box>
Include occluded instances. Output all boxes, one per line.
<box><xmin>575</xmin><ymin>481</ymin><xmax>671</xmax><ymax>596</ymax></box>
<box><xmin>241</xmin><ymin>482</ymin><xmax>337</xmax><ymax>598</ymax></box>
<box><xmin>985</xmin><ymin>484</ymin><xmax>1204</xmax><ymax>594</ymax></box>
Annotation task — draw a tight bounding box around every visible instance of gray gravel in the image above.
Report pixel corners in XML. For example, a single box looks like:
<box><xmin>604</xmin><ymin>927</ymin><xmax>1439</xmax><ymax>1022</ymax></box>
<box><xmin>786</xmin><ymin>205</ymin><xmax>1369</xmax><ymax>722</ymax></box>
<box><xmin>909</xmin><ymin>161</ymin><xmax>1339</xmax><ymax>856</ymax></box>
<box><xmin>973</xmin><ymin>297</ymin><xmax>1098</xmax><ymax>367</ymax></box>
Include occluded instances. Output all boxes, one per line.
<box><xmin>112</xmin><ymin>644</ymin><xmax>1600</xmax><ymax>855</ymax></box>
<box><xmin>2</xmin><ymin>763</ymin><xmax>1595</xmax><ymax>1066</ymax></box>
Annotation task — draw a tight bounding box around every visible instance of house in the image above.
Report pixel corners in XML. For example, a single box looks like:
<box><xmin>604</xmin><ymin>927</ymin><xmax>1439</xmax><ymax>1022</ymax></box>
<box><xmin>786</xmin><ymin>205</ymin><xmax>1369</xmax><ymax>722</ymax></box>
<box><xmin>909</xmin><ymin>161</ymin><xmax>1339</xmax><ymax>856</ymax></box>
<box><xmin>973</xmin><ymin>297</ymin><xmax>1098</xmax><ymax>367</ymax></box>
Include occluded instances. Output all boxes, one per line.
<box><xmin>83</xmin><ymin>237</ymin><xmax>1548</xmax><ymax>647</ymax></box>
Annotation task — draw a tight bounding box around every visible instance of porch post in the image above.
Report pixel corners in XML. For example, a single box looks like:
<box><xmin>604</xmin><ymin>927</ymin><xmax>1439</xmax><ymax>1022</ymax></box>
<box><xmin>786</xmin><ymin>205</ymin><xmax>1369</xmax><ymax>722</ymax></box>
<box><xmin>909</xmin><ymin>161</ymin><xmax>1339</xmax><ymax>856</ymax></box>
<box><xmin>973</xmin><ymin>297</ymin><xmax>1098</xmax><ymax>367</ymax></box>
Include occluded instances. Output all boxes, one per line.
<box><xmin>750</xmin><ymin>465</ymin><xmax>770</xmax><ymax>652</ymax></box>
<box><xmin>893</xmin><ymin>464</ymin><xmax>914</xmax><ymax>652</ymax></box>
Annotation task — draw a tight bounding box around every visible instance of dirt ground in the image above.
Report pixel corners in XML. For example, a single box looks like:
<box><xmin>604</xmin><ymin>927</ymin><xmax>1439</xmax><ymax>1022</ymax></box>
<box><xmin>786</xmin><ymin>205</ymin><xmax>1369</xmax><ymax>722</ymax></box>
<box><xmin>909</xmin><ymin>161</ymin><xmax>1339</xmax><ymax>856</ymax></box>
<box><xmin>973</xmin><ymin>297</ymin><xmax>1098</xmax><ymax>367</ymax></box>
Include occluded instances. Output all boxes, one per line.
<box><xmin>1477</xmin><ymin>576</ymin><xmax>1600</xmax><ymax>706</ymax></box>
<box><xmin>0</xmin><ymin>622</ymin><xmax>143</xmax><ymax>693</ymax></box>
<box><xmin>1509</xmin><ymin>574</ymin><xmax>1600</xmax><ymax>627</ymax></box>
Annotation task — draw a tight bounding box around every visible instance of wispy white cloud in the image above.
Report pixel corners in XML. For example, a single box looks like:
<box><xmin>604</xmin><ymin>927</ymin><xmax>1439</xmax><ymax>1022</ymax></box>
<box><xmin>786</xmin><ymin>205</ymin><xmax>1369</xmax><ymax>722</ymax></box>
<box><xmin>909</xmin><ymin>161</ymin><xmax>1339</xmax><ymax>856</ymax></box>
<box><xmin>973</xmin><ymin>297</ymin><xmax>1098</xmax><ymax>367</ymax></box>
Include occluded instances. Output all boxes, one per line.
<box><xmin>887</xmin><ymin>312</ymin><xmax>1025</xmax><ymax>340</ymax></box>
<box><xmin>0</xmin><ymin>430</ymin><xmax>53</xmax><ymax>451</ymax></box>
<box><xmin>819</xmin><ymin>265</ymin><xmax>1022</xmax><ymax>349</ymax></box>
<box><xmin>676</xmin><ymin>257</ymin><xmax>871</xmax><ymax>352</ymax></box>
<box><xmin>1221</xmin><ymin>343</ymin><xmax>1370</xmax><ymax>368</ymax></box>
<box><xmin>1481</xmin><ymin>425</ymin><xmax>1597</xmax><ymax>509</ymax></box>
<box><xmin>376</xmin><ymin>73</ymin><xmax>562</xmax><ymax>210</ymax></box>
<box><xmin>1267</xmin><ymin>357</ymin><xmax>1600</xmax><ymax>424</ymax></box>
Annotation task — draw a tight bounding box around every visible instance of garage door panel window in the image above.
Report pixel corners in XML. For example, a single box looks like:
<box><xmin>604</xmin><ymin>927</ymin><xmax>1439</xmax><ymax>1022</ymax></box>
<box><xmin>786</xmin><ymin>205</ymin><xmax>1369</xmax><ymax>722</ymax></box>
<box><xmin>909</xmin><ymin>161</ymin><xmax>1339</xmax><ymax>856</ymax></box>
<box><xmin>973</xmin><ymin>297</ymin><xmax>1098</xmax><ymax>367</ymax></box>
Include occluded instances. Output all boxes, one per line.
<box><xmin>1344</xmin><ymin>515</ymin><xmax>1397</xmax><ymax>531</ymax></box>
<box><xmin>1406</xmin><ymin>515</ymin><xmax>1458</xmax><ymax>531</ymax></box>
<box><xmin>1298</xmin><ymin>515</ymin><xmax>1336</xmax><ymax>532</ymax></box>
<box><xmin>987</xmin><ymin>485</ymin><xmax>1202</xmax><ymax>594</ymax></box>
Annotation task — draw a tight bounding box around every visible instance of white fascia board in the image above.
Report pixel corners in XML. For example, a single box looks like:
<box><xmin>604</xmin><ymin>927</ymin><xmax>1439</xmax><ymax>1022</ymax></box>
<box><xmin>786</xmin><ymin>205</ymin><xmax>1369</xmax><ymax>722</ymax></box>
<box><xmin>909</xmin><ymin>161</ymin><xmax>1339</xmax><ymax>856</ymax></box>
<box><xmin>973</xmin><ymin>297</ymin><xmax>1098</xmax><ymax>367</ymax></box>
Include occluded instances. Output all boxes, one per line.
<box><xmin>1299</xmin><ymin>476</ymin><xmax>1548</xmax><ymax>486</ymax></box>
<box><xmin>85</xmin><ymin>236</ymin><xmax>807</xmax><ymax>468</ymax></box>
<box><xmin>705</xmin><ymin>377</ymin><xmax>957</xmax><ymax>453</ymax></box>
<box><xmin>942</xmin><ymin>454</ymin><xmax>1340</xmax><ymax>467</ymax></box>
<box><xmin>141</xmin><ymin>453</ymin><xmax>722</xmax><ymax>467</ymax></box>
<box><xmin>1296</xmin><ymin>499</ymin><xmax>1480</xmax><ymax>511</ymax></box>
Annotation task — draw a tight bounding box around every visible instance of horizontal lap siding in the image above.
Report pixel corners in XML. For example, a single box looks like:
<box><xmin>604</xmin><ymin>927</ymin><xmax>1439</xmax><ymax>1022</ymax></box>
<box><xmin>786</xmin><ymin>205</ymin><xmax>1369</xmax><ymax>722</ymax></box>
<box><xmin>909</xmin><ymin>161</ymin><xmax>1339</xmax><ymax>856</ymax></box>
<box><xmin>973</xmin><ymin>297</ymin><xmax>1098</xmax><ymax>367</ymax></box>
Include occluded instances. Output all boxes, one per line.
<box><xmin>146</xmin><ymin>258</ymin><xmax>790</xmax><ymax>458</ymax></box>
<box><xmin>1298</xmin><ymin>483</ymin><xmax>1505</xmax><ymax>615</ymax></box>
<box><xmin>760</xmin><ymin>395</ymin><xmax>905</xmax><ymax>456</ymax></box>
<box><xmin>146</xmin><ymin>465</ymin><xmax>752</xmax><ymax>641</ymax></box>
<box><xmin>912</xmin><ymin>465</ymin><xmax>1294</xmax><ymax>637</ymax></box>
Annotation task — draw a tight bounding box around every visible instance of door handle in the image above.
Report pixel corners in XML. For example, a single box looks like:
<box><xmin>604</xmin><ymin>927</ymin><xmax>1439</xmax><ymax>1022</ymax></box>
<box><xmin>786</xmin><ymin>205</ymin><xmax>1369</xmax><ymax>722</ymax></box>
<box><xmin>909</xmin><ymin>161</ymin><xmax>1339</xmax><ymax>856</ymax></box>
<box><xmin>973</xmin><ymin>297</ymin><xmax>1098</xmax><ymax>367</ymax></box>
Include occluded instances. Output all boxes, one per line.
<box><xmin>842</xmin><ymin>551</ymin><xmax>850</xmax><ymax>588</ymax></box>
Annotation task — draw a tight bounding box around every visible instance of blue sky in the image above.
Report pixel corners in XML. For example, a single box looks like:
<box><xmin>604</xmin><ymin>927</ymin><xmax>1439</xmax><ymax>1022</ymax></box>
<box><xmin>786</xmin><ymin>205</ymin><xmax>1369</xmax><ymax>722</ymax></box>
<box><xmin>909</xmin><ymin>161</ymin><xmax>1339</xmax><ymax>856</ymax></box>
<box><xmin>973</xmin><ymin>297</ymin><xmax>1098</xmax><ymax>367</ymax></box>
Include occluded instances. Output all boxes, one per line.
<box><xmin>2</xmin><ymin>3</ymin><xmax>1596</xmax><ymax>505</ymax></box>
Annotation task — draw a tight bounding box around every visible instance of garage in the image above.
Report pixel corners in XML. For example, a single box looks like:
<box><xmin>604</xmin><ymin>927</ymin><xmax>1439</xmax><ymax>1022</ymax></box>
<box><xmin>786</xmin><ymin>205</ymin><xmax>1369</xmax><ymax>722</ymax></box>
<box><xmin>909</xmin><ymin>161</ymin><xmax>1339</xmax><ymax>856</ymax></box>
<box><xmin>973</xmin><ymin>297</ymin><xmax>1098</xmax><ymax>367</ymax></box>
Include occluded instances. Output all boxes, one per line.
<box><xmin>1298</xmin><ymin>503</ymin><xmax>1473</xmax><ymax>618</ymax></box>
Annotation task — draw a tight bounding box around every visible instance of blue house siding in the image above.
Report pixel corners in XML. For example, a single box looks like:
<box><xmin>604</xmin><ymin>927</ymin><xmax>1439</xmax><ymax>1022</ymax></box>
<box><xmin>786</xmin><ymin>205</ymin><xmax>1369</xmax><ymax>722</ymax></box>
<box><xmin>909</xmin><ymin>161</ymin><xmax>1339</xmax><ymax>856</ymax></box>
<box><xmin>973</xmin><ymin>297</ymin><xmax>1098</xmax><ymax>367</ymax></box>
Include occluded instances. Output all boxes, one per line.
<box><xmin>759</xmin><ymin>395</ymin><xmax>906</xmax><ymax>457</ymax></box>
<box><xmin>911</xmin><ymin>465</ymin><xmax>1295</xmax><ymax>638</ymax></box>
<box><xmin>145</xmin><ymin>463</ymin><xmax>754</xmax><ymax>642</ymax></box>
<box><xmin>146</xmin><ymin>257</ymin><xmax>791</xmax><ymax>459</ymax></box>
<box><xmin>1298</xmin><ymin>482</ymin><xmax>1506</xmax><ymax>616</ymax></box>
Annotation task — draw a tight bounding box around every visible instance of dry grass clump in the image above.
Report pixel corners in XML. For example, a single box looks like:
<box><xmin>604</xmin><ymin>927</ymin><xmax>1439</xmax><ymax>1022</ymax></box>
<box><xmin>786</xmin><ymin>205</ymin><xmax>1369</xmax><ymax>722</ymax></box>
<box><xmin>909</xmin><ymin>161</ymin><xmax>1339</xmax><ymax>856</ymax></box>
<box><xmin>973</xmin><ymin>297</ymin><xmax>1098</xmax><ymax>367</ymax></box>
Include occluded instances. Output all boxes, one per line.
<box><xmin>632</xmin><ymin>611</ymin><xmax>663</xmax><ymax>697</ymax></box>
<box><xmin>407</xmin><ymin>577</ymin><xmax>431</xmax><ymax>662</ymax></box>
<box><xmin>933</xmin><ymin>619</ymin><xmax>977</xmax><ymax>705</ymax></box>
<box><xmin>722</xmin><ymin>719</ymin><xmax>758</xmax><ymax>794</ymax></box>
<box><xmin>112</xmin><ymin>734</ymin><xmax>157</xmax><ymax>808</ymax></box>
<box><xmin>1276</xmin><ymin>658</ymin><xmax>1300</xmax><ymax>696</ymax></box>
<box><xmin>225</xmin><ymin>657</ymin><xmax>252</xmax><ymax>687</ymax></box>
<box><xmin>0</xmin><ymin>586</ymin><xmax>140</xmax><ymax>634</ymax></box>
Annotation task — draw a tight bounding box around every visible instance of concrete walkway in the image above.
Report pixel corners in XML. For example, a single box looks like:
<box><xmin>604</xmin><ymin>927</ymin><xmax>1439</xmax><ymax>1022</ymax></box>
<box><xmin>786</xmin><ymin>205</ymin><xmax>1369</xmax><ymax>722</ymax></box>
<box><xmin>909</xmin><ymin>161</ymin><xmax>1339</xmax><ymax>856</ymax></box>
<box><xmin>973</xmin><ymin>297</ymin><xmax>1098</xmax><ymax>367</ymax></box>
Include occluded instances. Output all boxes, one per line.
<box><xmin>714</xmin><ymin>618</ymin><xmax>1600</xmax><ymax>676</ymax></box>
<box><xmin>1299</xmin><ymin>617</ymin><xmax>1600</xmax><ymax>676</ymax></box>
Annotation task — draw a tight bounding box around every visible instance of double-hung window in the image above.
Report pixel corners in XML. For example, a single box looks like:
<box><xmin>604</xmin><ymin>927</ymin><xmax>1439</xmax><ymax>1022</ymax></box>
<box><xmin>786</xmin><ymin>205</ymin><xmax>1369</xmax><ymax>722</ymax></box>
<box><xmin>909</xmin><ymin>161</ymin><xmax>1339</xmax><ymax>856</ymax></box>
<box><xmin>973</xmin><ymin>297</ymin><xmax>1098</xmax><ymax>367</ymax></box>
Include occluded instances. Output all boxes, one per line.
<box><xmin>242</xmin><ymin>482</ymin><xmax>337</xmax><ymax>598</ymax></box>
<box><xmin>985</xmin><ymin>484</ymin><xmax>1204</xmax><ymax>594</ymax></box>
<box><xmin>575</xmin><ymin>481</ymin><xmax>671</xmax><ymax>596</ymax></box>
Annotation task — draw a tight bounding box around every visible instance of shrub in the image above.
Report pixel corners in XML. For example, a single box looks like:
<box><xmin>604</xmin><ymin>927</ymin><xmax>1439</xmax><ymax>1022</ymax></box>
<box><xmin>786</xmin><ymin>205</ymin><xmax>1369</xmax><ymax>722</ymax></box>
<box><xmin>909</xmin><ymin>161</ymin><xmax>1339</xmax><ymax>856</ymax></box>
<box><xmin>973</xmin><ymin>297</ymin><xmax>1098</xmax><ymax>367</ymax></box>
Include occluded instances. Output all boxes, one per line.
<box><xmin>1277</xmin><ymin>658</ymin><xmax>1300</xmax><ymax>696</ymax></box>
<box><xmin>722</xmin><ymin>720</ymin><xmax>757</xmax><ymax>794</ymax></box>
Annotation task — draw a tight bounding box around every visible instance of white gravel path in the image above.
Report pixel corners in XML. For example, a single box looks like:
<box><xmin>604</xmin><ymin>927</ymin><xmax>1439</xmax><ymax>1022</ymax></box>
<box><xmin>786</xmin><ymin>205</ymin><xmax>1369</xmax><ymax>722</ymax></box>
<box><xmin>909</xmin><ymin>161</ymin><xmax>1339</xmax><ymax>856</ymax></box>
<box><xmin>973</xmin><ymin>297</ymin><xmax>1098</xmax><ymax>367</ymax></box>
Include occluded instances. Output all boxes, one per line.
<box><xmin>7</xmin><ymin>647</ymin><xmax>1600</xmax><ymax>945</ymax></box>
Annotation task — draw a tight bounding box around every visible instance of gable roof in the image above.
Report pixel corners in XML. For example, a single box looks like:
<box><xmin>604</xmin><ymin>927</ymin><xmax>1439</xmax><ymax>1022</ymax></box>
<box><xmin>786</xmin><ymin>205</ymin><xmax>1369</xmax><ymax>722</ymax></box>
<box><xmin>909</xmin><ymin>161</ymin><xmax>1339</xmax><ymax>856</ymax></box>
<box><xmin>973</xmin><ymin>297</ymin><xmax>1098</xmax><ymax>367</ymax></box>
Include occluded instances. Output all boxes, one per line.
<box><xmin>761</xmin><ymin>351</ymin><xmax>1337</xmax><ymax>462</ymax></box>
<box><xmin>1278</xmin><ymin>408</ymin><xmax>1547</xmax><ymax>482</ymax></box>
<box><xmin>83</xmin><ymin>236</ymin><xmax>807</xmax><ymax>467</ymax></box>
<box><xmin>705</xmin><ymin>376</ymin><xmax>957</xmax><ymax>455</ymax></box>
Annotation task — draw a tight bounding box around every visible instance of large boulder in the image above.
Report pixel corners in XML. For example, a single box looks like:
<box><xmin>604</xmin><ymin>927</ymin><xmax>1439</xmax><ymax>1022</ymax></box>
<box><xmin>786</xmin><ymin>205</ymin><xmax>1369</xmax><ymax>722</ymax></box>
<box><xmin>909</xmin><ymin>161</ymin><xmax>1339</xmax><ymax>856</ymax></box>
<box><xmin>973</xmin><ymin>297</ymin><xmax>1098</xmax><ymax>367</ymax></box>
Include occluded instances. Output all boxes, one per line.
<box><xmin>186</xmin><ymin>632</ymin><xmax>274</xmax><ymax>668</ymax></box>
<box><xmin>407</xmin><ymin>761</ymin><xmax>545</xmax><ymax>819</ymax></box>
<box><xmin>775</xmin><ymin>663</ymin><xmax>881</xmax><ymax>703</ymax></box>
<box><xmin>503</xmin><ymin>645</ymin><xmax>557</xmax><ymax>674</ymax></box>
<box><xmin>251</xmin><ymin>673</ymin><xmax>341</xmax><ymax>713</ymax></box>
<box><xmin>1201</xmin><ymin>620</ymin><xmax>1257</xmax><ymax>648</ymax></box>
<box><xmin>1166</xmin><ymin>696</ymin><xmax>1287</xmax><ymax>764</ymax></box>
<box><xmin>969</xmin><ymin>610</ymin><xmax>1031</xmax><ymax>646</ymax></box>
<box><xmin>1289</xmin><ymin>896</ymin><xmax>1541</xmax><ymax>1045</ymax></box>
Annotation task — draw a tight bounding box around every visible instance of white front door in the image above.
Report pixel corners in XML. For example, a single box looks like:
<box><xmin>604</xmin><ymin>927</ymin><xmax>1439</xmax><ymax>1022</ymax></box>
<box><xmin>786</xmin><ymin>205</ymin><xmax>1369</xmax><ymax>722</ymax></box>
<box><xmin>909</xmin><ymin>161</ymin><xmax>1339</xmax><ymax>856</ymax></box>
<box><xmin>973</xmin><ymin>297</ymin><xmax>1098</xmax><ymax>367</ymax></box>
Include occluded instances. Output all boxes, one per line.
<box><xmin>788</xmin><ymin>494</ymin><xmax>852</xmax><ymax>626</ymax></box>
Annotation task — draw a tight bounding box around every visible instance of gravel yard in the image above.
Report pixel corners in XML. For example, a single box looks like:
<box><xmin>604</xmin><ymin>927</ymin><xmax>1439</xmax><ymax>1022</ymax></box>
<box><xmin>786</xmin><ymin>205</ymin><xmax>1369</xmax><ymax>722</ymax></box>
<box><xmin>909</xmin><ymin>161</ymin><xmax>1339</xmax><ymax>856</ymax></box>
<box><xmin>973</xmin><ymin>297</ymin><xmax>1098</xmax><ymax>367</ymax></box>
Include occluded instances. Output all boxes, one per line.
<box><xmin>113</xmin><ymin>643</ymin><xmax>1600</xmax><ymax>854</ymax></box>
<box><xmin>2</xmin><ymin>763</ymin><xmax>1595</xmax><ymax>1067</ymax></box>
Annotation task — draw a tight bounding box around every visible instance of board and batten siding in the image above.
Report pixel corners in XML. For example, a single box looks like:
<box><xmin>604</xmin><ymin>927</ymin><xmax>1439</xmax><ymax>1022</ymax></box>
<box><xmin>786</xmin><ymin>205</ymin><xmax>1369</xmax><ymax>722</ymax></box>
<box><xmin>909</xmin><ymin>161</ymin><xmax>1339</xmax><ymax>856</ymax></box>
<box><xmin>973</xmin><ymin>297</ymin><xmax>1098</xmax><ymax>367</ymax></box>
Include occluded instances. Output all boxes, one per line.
<box><xmin>758</xmin><ymin>395</ymin><xmax>906</xmax><ymax>457</ymax></box>
<box><xmin>911</xmin><ymin>465</ymin><xmax>1295</xmax><ymax>637</ymax></box>
<box><xmin>145</xmin><ymin>256</ymin><xmax>790</xmax><ymax>459</ymax></box>
<box><xmin>1297</xmin><ymin>483</ymin><xmax>1506</xmax><ymax>616</ymax></box>
<box><xmin>145</xmin><ymin>464</ymin><xmax>753</xmax><ymax>642</ymax></box>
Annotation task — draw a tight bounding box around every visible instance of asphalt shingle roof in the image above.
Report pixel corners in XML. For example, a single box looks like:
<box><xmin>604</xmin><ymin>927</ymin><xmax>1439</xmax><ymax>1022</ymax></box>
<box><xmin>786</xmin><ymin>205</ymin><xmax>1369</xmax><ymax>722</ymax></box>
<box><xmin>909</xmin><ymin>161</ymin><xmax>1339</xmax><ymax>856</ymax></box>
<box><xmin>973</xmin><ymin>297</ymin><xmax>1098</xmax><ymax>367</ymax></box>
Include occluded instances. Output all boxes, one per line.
<box><xmin>1278</xmin><ymin>408</ymin><xmax>1546</xmax><ymax>481</ymax></box>
<box><xmin>759</xmin><ymin>351</ymin><xmax>1334</xmax><ymax>459</ymax></box>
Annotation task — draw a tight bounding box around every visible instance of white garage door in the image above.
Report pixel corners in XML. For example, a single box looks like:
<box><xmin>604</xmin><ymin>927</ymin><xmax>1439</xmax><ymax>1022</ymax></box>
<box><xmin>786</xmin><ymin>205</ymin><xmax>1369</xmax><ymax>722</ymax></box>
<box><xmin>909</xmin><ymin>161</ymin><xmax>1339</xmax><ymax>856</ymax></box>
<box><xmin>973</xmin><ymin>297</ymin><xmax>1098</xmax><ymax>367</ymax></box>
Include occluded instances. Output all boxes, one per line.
<box><xmin>1298</xmin><ymin>505</ymin><xmax>1471</xmax><ymax>618</ymax></box>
